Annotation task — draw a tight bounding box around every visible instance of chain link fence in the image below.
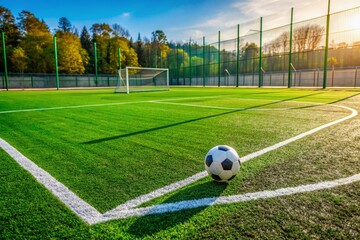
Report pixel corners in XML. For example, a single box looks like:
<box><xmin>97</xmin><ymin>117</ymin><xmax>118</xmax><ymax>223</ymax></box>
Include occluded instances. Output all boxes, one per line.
<box><xmin>167</xmin><ymin>6</ymin><xmax>360</xmax><ymax>88</ymax></box>
<box><xmin>1</xmin><ymin>5</ymin><xmax>359</xmax><ymax>90</ymax></box>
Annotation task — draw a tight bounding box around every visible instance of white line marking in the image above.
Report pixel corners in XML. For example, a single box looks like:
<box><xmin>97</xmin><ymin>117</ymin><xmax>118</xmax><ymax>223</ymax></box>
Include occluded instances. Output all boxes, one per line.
<box><xmin>103</xmin><ymin>105</ymin><xmax>357</xmax><ymax>211</ymax></box>
<box><xmin>240</xmin><ymin>105</ymin><xmax>357</xmax><ymax>162</ymax></box>
<box><xmin>150</xmin><ymin>101</ymin><xmax>294</xmax><ymax>111</ymax></box>
<box><xmin>0</xmin><ymin>101</ymin><xmax>147</xmax><ymax>114</ymax></box>
<box><xmin>0</xmin><ymin>95</ymin><xmax>231</xmax><ymax>115</ymax></box>
<box><xmin>0</xmin><ymin>100</ymin><xmax>357</xmax><ymax>225</ymax></box>
<box><xmin>101</xmin><ymin>173</ymin><xmax>360</xmax><ymax>221</ymax></box>
<box><xmin>0</xmin><ymin>138</ymin><xmax>104</xmax><ymax>225</ymax></box>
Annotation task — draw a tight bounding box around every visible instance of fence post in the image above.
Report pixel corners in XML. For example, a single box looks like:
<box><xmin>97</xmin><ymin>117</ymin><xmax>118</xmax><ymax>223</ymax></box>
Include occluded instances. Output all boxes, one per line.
<box><xmin>118</xmin><ymin>48</ymin><xmax>121</xmax><ymax>70</ymax></box>
<box><xmin>258</xmin><ymin>17</ymin><xmax>263</xmax><ymax>88</ymax></box>
<box><xmin>155</xmin><ymin>50</ymin><xmax>157</xmax><ymax>68</ymax></box>
<box><xmin>1</xmin><ymin>32</ymin><xmax>8</xmax><ymax>90</ymax></box>
<box><xmin>30</xmin><ymin>74</ymin><xmax>33</xmax><ymax>88</ymax></box>
<box><xmin>189</xmin><ymin>40</ymin><xmax>192</xmax><ymax>86</ymax></box>
<box><xmin>182</xmin><ymin>45</ymin><xmax>185</xmax><ymax>84</ymax></box>
<box><xmin>54</xmin><ymin>35</ymin><xmax>60</xmax><ymax>90</ymax></box>
<box><xmin>176</xmin><ymin>45</ymin><xmax>179</xmax><ymax>84</ymax></box>
<box><xmin>288</xmin><ymin>8</ymin><xmax>294</xmax><ymax>88</ymax></box>
<box><xmin>355</xmin><ymin>67</ymin><xmax>358</xmax><ymax>88</ymax></box>
<box><xmin>94</xmin><ymin>42</ymin><xmax>98</xmax><ymax>86</ymax></box>
<box><xmin>218</xmin><ymin>31</ymin><xmax>221</xmax><ymax>87</ymax></box>
<box><xmin>203</xmin><ymin>36</ymin><xmax>206</xmax><ymax>87</ymax></box>
<box><xmin>160</xmin><ymin>50</ymin><xmax>163</xmax><ymax>68</ymax></box>
<box><xmin>323</xmin><ymin>0</ymin><xmax>331</xmax><ymax>89</ymax></box>
<box><xmin>236</xmin><ymin>24</ymin><xmax>240</xmax><ymax>87</ymax></box>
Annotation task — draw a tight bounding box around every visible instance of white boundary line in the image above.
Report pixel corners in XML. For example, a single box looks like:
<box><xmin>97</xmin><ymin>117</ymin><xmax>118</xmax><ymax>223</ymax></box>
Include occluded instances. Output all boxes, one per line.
<box><xmin>0</xmin><ymin>94</ymin><xmax>324</xmax><ymax>115</ymax></box>
<box><xmin>0</xmin><ymin>99</ymin><xmax>358</xmax><ymax>224</ymax></box>
<box><xmin>0</xmin><ymin>138</ymin><xmax>104</xmax><ymax>225</ymax></box>
<box><xmin>150</xmin><ymin>100</ymin><xmax>300</xmax><ymax>111</ymax></box>
<box><xmin>101</xmin><ymin>173</ymin><xmax>360</xmax><ymax>221</ymax></box>
<box><xmin>0</xmin><ymin>95</ymin><xmax>230</xmax><ymax>115</ymax></box>
<box><xmin>106</xmin><ymin>105</ymin><xmax>357</xmax><ymax>212</ymax></box>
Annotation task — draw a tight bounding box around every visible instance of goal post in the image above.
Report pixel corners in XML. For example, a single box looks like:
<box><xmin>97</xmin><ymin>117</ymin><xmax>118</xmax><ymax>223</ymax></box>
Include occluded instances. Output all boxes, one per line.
<box><xmin>115</xmin><ymin>67</ymin><xmax>170</xmax><ymax>94</ymax></box>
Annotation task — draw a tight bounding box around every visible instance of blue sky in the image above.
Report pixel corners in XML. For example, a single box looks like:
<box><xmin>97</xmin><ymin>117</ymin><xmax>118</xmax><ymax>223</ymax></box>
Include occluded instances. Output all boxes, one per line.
<box><xmin>2</xmin><ymin>0</ymin><xmax>360</xmax><ymax>42</ymax></box>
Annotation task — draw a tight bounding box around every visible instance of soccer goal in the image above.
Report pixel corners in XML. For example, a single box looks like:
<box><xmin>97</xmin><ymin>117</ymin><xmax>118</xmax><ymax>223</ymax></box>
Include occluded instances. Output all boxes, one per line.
<box><xmin>115</xmin><ymin>67</ymin><xmax>170</xmax><ymax>94</ymax></box>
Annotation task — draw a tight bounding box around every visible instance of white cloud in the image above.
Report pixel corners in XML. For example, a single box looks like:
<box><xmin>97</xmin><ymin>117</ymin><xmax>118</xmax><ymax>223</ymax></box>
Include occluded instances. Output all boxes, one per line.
<box><xmin>167</xmin><ymin>0</ymin><xmax>360</xmax><ymax>41</ymax></box>
<box><xmin>121</xmin><ymin>12</ymin><xmax>131</xmax><ymax>18</ymax></box>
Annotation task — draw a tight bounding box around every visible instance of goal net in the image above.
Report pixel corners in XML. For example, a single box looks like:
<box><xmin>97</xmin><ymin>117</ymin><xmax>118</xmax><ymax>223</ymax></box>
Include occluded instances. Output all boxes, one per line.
<box><xmin>115</xmin><ymin>67</ymin><xmax>169</xmax><ymax>94</ymax></box>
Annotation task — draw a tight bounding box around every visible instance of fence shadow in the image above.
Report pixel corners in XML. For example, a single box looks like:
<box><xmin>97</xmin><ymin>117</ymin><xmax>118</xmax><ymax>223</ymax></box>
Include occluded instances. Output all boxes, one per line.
<box><xmin>82</xmin><ymin>92</ymin><xmax>323</xmax><ymax>145</ymax></box>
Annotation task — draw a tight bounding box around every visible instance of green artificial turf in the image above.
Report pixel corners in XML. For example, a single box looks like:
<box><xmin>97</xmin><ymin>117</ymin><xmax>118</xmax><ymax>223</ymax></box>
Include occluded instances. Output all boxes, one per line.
<box><xmin>0</xmin><ymin>87</ymin><xmax>359</xmax><ymax>239</ymax></box>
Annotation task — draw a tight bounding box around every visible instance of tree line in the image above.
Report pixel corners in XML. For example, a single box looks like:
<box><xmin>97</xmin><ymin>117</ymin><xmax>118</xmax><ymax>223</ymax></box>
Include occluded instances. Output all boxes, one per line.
<box><xmin>0</xmin><ymin>6</ymin><xmax>171</xmax><ymax>75</ymax></box>
<box><xmin>1</xmin><ymin>5</ymin><xmax>358</xmax><ymax>77</ymax></box>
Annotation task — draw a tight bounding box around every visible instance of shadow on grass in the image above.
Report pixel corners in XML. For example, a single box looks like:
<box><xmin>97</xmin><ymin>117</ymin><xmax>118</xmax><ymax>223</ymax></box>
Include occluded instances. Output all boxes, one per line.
<box><xmin>293</xmin><ymin>92</ymin><xmax>360</xmax><ymax>111</ymax></box>
<box><xmin>127</xmin><ymin>181</ymin><xmax>228</xmax><ymax>238</ymax></box>
<box><xmin>82</xmin><ymin>92</ymin><xmax>323</xmax><ymax>145</ymax></box>
<box><xmin>328</xmin><ymin>92</ymin><xmax>360</xmax><ymax>104</ymax></box>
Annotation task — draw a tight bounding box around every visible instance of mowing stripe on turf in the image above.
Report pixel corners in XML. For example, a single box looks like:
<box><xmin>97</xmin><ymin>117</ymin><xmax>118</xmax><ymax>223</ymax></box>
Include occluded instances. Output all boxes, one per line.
<box><xmin>0</xmin><ymin>103</ymin><xmax>357</xmax><ymax>224</ymax></box>
<box><xmin>101</xmin><ymin>173</ymin><xmax>360</xmax><ymax>221</ymax></box>
<box><xmin>104</xmin><ymin>105</ymin><xmax>357</xmax><ymax>212</ymax></box>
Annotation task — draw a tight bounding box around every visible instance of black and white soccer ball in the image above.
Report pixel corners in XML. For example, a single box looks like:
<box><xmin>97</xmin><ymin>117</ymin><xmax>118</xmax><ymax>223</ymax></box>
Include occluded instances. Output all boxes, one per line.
<box><xmin>205</xmin><ymin>145</ymin><xmax>241</xmax><ymax>182</ymax></box>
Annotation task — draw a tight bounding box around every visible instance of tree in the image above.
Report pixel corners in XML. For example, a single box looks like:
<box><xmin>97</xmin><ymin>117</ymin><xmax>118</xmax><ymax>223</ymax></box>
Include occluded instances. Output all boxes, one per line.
<box><xmin>0</xmin><ymin>6</ymin><xmax>20</xmax><ymax>46</ymax></box>
<box><xmin>58</xmin><ymin>17</ymin><xmax>72</xmax><ymax>32</ymax></box>
<box><xmin>328</xmin><ymin>57</ymin><xmax>337</xmax><ymax>70</ymax></box>
<box><xmin>293</xmin><ymin>24</ymin><xmax>325</xmax><ymax>52</ymax></box>
<box><xmin>152</xmin><ymin>30</ymin><xmax>167</xmax><ymax>44</ymax></box>
<box><xmin>17</xmin><ymin>10</ymin><xmax>49</xmax><ymax>35</ymax></box>
<box><xmin>91</xmin><ymin>23</ymin><xmax>112</xmax><ymax>38</ymax></box>
<box><xmin>19</xmin><ymin>31</ymin><xmax>54</xmax><ymax>73</ymax></box>
<box><xmin>0</xmin><ymin>6</ymin><xmax>21</xmax><ymax>72</ymax></box>
<box><xmin>135</xmin><ymin>33</ymin><xmax>145</xmax><ymax>66</ymax></box>
<box><xmin>90</xmin><ymin>23</ymin><xmax>139</xmax><ymax>74</ymax></box>
<box><xmin>17</xmin><ymin>11</ymin><xmax>53</xmax><ymax>73</ymax></box>
<box><xmin>10</xmin><ymin>47</ymin><xmax>27</xmax><ymax>73</ymax></box>
<box><xmin>80</xmin><ymin>26</ymin><xmax>91</xmax><ymax>52</ymax></box>
<box><xmin>241</xmin><ymin>42</ymin><xmax>259</xmax><ymax>73</ymax></box>
<box><xmin>91</xmin><ymin>23</ymin><xmax>113</xmax><ymax>73</ymax></box>
<box><xmin>112</xmin><ymin>24</ymin><xmax>130</xmax><ymax>38</ymax></box>
<box><xmin>150</xmin><ymin>30</ymin><xmax>169</xmax><ymax>68</ymax></box>
<box><xmin>79</xmin><ymin>26</ymin><xmax>93</xmax><ymax>73</ymax></box>
<box><xmin>307</xmin><ymin>25</ymin><xmax>324</xmax><ymax>50</ymax></box>
<box><xmin>110</xmin><ymin>36</ymin><xmax>139</xmax><ymax>71</ymax></box>
<box><xmin>56</xmin><ymin>31</ymin><xmax>88</xmax><ymax>74</ymax></box>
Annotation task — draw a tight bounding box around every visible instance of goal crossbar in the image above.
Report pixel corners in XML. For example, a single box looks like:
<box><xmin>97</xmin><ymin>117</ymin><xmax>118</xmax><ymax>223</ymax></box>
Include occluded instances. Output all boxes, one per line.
<box><xmin>116</xmin><ymin>67</ymin><xmax>170</xmax><ymax>94</ymax></box>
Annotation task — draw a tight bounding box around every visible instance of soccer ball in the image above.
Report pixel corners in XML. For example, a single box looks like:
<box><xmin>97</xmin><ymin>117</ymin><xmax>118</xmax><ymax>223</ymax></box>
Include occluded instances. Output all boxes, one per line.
<box><xmin>205</xmin><ymin>145</ymin><xmax>241</xmax><ymax>182</ymax></box>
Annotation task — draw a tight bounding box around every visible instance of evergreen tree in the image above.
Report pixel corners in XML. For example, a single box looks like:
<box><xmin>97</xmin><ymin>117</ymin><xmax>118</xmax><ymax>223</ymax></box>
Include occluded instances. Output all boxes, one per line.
<box><xmin>135</xmin><ymin>32</ymin><xmax>145</xmax><ymax>66</ymax></box>
<box><xmin>80</xmin><ymin>26</ymin><xmax>93</xmax><ymax>73</ymax></box>
<box><xmin>80</xmin><ymin>26</ymin><xmax>91</xmax><ymax>52</ymax></box>
<box><xmin>58</xmin><ymin>17</ymin><xmax>72</xmax><ymax>32</ymax></box>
